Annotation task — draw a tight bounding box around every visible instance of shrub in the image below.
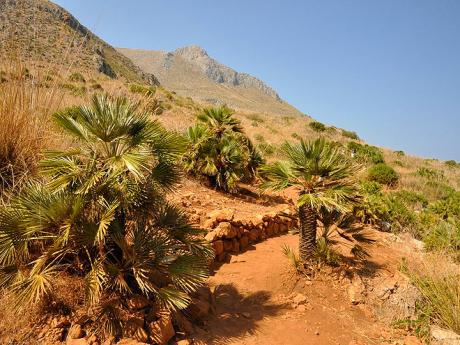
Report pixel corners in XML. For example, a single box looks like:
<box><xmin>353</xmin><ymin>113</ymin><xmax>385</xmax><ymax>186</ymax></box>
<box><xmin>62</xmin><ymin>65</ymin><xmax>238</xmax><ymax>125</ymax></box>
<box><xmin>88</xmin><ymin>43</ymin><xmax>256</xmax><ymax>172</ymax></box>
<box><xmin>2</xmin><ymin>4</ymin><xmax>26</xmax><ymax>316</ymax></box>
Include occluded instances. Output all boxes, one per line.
<box><xmin>395</xmin><ymin>150</ymin><xmax>405</xmax><ymax>156</ymax></box>
<box><xmin>90</xmin><ymin>83</ymin><xmax>103</xmax><ymax>91</ymax></box>
<box><xmin>428</xmin><ymin>191</ymin><xmax>460</xmax><ymax>220</ymax></box>
<box><xmin>446</xmin><ymin>160</ymin><xmax>458</xmax><ymax>168</ymax></box>
<box><xmin>341</xmin><ymin>129</ymin><xmax>360</xmax><ymax>140</ymax></box>
<box><xmin>254</xmin><ymin>134</ymin><xmax>265</xmax><ymax>142</ymax></box>
<box><xmin>183</xmin><ymin>106</ymin><xmax>263</xmax><ymax>192</ymax></box>
<box><xmin>309</xmin><ymin>121</ymin><xmax>326</xmax><ymax>132</ymax></box>
<box><xmin>129</xmin><ymin>83</ymin><xmax>156</xmax><ymax>96</ymax></box>
<box><xmin>68</xmin><ymin>72</ymin><xmax>85</xmax><ymax>83</ymax></box>
<box><xmin>0</xmin><ymin>95</ymin><xmax>212</xmax><ymax>336</ymax></box>
<box><xmin>368</xmin><ymin>163</ymin><xmax>399</xmax><ymax>186</ymax></box>
<box><xmin>291</xmin><ymin>132</ymin><xmax>301</xmax><ymax>140</ymax></box>
<box><xmin>390</xmin><ymin>190</ymin><xmax>428</xmax><ymax>208</ymax></box>
<box><xmin>348</xmin><ymin>142</ymin><xmax>384</xmax><ymax>164</ymax></box>
<box><xmin>393</xmin><ymin>160</ymin><xmax>404</xmax><ymax>167</ymax></box>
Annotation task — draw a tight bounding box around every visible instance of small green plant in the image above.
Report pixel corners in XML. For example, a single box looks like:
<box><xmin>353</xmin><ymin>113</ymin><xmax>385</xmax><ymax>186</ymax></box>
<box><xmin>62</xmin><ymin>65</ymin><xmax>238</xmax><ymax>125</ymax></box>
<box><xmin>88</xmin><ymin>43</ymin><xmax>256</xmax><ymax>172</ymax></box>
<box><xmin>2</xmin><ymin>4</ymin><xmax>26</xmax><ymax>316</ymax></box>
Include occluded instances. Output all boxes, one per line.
<box><xmin>368</xmin><ymin>163</ymin><xmax>399</xmax><ymax>186</ymax></box>
<box><xmin>291</xmin><ymin>132</ymin><xmax>301</xmax><ymax>140</ymax></box>
<box><xmin>395</xmin><ymin>150</ymin><xmax>405</xmax><ymax>156</ymax></box>
<box><xmin>393</xmin><ymin>160</ymin><xmax>404</xmax><ymax>167</ymax></box>
<box><xmin>309</xmin><ymin>121</ymin><xmax>326</xmax><ymax>132</ymax></box>
<box><xmin>423</xmin><ymin>221</ymin><xmax>460</xmax><ymax>251</ymax></box>
<box><xmin>341</xmin><ymin>129</ymin><xmax>360</xmax><ymax>140</ymax></box>
<box><xmin>60</xmin><ymin>83</ymin><xmax>87</xmax><ymax>96</ymax></box>
<box><xmin>360</xmin><ymin>181</ymin><xmax>382</xmax><ymax>195</ymax></box>
<box><xmin>255</xmin><ymin>134</ymin><xmax>265</xmax><ymax>142</ymax></box>
<box><xmin>68</xmin><ymin>72</ymin><xmax>86</xmax><ymax>83</ymax></box>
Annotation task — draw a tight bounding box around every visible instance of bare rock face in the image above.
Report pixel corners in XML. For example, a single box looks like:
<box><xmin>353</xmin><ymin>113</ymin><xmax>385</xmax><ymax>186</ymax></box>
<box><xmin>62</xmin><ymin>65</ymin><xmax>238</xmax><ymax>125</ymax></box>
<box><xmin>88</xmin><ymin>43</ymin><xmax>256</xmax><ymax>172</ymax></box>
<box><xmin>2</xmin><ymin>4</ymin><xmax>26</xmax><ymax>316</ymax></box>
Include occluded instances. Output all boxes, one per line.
<box><xmin>431</xmin><ymin>326</ymin><xmax>460</xmax><ymax>345</ymax></box>
<box><xmin>174</xmin><ymin>45</ymin><xmax>280</xmax><ymax>100</ymax></box>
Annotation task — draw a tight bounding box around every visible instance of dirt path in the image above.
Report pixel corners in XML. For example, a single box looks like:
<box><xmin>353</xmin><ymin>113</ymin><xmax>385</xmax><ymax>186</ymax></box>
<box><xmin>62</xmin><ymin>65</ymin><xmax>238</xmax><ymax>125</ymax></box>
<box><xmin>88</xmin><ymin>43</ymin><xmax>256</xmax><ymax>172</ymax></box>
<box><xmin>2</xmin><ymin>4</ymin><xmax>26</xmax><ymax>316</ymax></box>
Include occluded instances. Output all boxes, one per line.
<box><xmin>194</xmin><ymin>234</ymin><xmax>409</xmax><ymax>345</ymax></box>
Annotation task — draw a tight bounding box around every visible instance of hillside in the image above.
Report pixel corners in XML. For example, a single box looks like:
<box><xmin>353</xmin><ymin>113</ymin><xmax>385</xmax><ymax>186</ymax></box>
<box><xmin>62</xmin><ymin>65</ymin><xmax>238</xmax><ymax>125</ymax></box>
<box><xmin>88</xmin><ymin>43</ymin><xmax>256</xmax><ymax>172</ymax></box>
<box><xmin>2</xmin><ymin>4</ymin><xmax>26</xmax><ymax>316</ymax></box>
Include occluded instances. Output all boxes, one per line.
<box><xmin>118</xmin><ymin>46</ymin><xmax>302</xmax><ymax>116</ymax></box>
<box><xmin>0</xmin><ymin>0</ymin><xmax>158</xmax><ymax>85</ymax></box>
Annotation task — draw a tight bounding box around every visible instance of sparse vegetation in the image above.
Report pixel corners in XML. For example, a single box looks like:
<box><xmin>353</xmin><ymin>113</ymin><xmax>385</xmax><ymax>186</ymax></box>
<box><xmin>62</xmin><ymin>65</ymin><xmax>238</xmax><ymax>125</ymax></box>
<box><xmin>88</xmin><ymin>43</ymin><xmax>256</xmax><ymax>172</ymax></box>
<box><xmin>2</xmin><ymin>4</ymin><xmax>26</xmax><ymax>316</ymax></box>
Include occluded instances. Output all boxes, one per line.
<box><xmin>129</xmin><ymin>83</ymin><xmax>156</xmax><ymax>96</ymax></box>
<box><xmin>309</xmin><ymin>121</ymin><xmax>326</xmax><ymax>132</ymax></box>
<box><xmin>341</xmin><ymin>129</ymin><xmax>360</xmax><ymax>140</ymax></box>
<box><xmin>68</xmin><ymin>72</ymin><xmax>85</xmax><ymax>83</ymax></box>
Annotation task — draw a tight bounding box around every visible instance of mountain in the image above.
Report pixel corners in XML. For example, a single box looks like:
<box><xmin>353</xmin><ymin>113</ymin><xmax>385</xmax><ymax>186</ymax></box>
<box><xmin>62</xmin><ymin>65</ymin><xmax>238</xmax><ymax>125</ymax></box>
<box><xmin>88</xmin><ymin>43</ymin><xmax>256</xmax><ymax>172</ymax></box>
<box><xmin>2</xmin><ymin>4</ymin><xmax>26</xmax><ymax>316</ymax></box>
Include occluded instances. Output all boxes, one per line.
<box><xmin>0</xmin><ymin>0</ymin><xmax>158</xmax><ymax>85</ymax></box>
<box><xmin>118</xmin><ymin>45</ymin><xmax>302</xmax><ymax>116</ymax></box>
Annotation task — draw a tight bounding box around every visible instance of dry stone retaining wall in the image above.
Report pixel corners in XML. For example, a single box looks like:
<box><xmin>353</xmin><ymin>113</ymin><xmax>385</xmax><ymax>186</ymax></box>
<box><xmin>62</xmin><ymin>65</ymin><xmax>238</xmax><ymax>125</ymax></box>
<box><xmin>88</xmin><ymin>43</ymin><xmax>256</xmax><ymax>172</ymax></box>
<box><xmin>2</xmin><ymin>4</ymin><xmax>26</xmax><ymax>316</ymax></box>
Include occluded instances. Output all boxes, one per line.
<box><xmin>202</xmin><ymin>208</ymin><xmax>298</xmax><ymax>261</ymax></box>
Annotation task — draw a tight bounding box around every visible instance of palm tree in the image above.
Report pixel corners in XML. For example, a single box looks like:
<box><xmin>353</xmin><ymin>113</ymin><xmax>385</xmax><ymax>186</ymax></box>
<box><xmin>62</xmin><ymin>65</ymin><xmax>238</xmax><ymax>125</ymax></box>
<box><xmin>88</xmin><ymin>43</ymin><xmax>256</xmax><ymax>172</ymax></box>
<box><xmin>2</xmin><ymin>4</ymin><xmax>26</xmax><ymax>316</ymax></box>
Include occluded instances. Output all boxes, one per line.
<box><xmin>183</xmin><ymin>106</ymin><xmax>262</xmax><ymax>192</ymax></box>
<box><xmin>0</xmin><ymin>94</ymin><xmax>212</xmax><ymax>337</ymax></box>
<box><xmin>261</xmin><ymin>138</ymin><xmax>358</xmax><ymax>262</ymax></box>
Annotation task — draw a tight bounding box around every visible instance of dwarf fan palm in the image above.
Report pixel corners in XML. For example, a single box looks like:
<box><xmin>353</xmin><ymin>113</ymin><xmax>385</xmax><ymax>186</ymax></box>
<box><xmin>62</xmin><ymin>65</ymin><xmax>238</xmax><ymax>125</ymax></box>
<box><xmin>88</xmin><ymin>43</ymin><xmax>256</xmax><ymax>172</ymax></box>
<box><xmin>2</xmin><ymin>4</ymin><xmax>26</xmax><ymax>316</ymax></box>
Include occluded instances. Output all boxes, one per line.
<box><xmin>261</xmin><ymin>138</ymin><xmax>359</xmax><ymax>262</ymax></box>
<box><xmin>0</xmin><ymin>94</ymin><xmax>212</xmax><ymax>337</ymax></box>
<box><xmin>183</xmin><ymin>106</ymin><xmax>262</xmax><ymax>192</ymax></box>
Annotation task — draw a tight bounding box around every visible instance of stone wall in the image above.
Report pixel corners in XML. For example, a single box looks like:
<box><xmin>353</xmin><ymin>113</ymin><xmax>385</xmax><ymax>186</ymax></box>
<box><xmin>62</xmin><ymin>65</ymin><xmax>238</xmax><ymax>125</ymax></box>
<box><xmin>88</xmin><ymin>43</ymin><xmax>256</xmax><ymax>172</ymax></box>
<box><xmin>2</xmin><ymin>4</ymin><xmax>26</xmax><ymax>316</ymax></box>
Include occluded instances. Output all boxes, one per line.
<box><xmin>202</xmin><ymin>208</ymin><xmax>298</xmax><ymax>262</ymax></box>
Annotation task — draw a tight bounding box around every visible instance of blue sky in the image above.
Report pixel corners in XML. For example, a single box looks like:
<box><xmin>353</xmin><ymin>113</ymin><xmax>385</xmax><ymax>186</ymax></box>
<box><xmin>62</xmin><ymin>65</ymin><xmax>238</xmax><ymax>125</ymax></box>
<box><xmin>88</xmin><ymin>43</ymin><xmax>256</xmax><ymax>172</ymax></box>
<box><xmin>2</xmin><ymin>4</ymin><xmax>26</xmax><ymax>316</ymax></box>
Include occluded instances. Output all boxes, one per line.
<box><xmin>53</xmin><ymin>0</ymin><xmax>460</xmax><ymax>161</ymax></box>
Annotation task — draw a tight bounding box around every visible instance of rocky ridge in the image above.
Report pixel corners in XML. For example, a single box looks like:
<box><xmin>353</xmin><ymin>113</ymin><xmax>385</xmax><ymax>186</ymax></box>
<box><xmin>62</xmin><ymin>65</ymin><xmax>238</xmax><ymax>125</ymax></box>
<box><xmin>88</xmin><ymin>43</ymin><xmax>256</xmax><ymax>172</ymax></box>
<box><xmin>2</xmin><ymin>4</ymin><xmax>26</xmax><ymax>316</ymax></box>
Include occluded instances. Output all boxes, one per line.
<box><xmin>0</xmin><ymin>0</ymin><xmax>158</xmax><ymax>85</ymax></box>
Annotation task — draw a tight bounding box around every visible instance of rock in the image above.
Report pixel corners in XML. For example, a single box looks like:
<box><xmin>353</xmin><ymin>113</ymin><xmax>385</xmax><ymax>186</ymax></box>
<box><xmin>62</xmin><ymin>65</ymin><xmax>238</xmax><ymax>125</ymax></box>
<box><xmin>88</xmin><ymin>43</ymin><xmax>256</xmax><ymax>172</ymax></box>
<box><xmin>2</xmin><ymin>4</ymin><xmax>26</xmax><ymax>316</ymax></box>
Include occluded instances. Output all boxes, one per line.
<box><xmin>208</xmin><ymin>209</ymin><xmax>234</xmax><ymax>223</ymax></box>
<box><xmin>205</xmin><ymin>230</ymin><xmax>219</xmax><ymax>242</ymax></box>
<box><xmin>347</xmin><ymin>276</ymin><xmax>365</xmax><ymax>305</ymax></box>
<box><xmin>293</xmin><ymin>293</ymin><xmax>307</xmax><ymax>306</ymax></box>
<box><xmin>67</xmin><ymin>324</ymin><xmax>85</xmax><ymax>339</ymax></box>
<box><xmin>404</xmin><ymin>335</ymin><xmax>423</xmax><ymax>345</ymax></box>
<box><xmin>202</xmin><ymin>218</ymin><xmax>216</xmax><ymax>229</ymax></box>
<box><xmin>117</xmin><ymin>339</ymin><xmax>149</xmax><ymax>345</ymax></box>
<box><xmin>187</xmin><ymin>298</ymin><xmax>211</xmax><ymax>320</ymax></box>
<box><xmin>67</xmin><ymin>339</ymin><xmax>88</xmax><ymax>345</ymax></box>
<box><xmin>149</xmin><ymin>312</ymin><xmax>175</xmax><ymax>345</ymax></box>
<box><xmin>174</xmin><ymin>340</ymin><xmax>192</xmax><ymax>345</ymax></box>
<box><xmin>124</xmin><ymin>317</ymin><xmax>148</xmax><ymax>343</ymax></box>
<box><xmin>375</xmin><ymin>275</ymin><xmax>399</xmax><ymax>300</ymax></box>
<box><xmin>239</xmin><ymin>235</ymin><xmax>249</xmax><ymax>250</ymax></box>
<box><xmin>431</xmin><ymin>326</ymin><xmax>460</xmax><ymax>344</ymax></box>
<box><xmin>51</xmin><ymin>316</ymin><xmax>70</xmax><ymax>328</ymax></box>
<box><xmin>231</xmin><ymin>238</ymin><xmax>240</xmax><ymax>252</ymax></box>
<box><xmin>223</xmin><ymin>240</ymin><xmax>233</xmax><ymax>252</ymax></box>
<box><xmin>212</xmin><ymin>240</ymin><xmax>224</xmax><ymax>255</ymax></box>
<box><xmin>248</xmin><ymin>228</ymin><xmax>260</xmax><ymax>242</ymax></box>
<box><xmin>127</xmin><ymin>295</ymin><xmax>150</xmax><ymax>310</ymax></box>
<box><xmin>249</xmin><ymin>214</ymin><xmax>264</xmax><ymax>228</ymax></box>
<box><xmin>215</xmin><ymin>222</ymin><xmax>237</xmax><ymax>239</ymax></box>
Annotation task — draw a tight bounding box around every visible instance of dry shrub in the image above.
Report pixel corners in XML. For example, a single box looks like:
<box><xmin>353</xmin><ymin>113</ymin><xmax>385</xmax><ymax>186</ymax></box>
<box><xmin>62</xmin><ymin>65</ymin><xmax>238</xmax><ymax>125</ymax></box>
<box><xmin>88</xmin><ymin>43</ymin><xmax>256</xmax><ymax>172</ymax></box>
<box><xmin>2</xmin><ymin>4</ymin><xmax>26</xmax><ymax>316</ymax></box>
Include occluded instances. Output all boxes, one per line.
<box><xmin>0</xmin><ymin>62</ymin><xmax>63</xmax><ymax>193</ymax></box>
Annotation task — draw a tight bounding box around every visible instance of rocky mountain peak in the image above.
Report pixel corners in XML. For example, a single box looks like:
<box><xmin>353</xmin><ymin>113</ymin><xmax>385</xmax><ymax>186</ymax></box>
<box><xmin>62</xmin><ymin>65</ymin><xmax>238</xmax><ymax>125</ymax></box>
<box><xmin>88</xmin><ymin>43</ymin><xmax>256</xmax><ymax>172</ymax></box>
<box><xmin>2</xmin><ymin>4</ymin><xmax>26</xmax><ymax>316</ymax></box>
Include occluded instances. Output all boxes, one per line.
<box><xmin>170</xmin><ymin>45</ymin><xmax>280</xmax><ymax>100</ymax></box>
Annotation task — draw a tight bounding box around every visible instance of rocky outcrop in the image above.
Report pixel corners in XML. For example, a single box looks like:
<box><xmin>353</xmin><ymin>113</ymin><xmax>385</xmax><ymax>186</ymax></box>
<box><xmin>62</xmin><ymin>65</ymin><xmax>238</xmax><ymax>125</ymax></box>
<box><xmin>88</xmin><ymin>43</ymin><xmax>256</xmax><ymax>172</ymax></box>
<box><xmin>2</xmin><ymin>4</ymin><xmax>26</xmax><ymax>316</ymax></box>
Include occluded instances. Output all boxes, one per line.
<box><xmin>174</xmin><ymin>45</ymin><xmax>280</xmax><ymax>100</ymax></box>
<box><xmin>202</xmin><ymin>208</ymin><xmax>297</xmax><ymax>261</ymax></box>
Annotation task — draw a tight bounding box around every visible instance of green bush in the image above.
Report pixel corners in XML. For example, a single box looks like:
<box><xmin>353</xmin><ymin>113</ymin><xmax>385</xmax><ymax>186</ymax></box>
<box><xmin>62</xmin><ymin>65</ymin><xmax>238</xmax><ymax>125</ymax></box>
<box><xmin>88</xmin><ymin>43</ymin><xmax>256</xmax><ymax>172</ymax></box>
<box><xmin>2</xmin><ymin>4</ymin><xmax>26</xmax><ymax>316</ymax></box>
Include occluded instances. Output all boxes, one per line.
<box><xmin>360</xmin><ymin>180</ymin><xmax>382</xmax><ymax>195</ymax></box>
<box><xmin>390</xmin><ymin>190</ymin><xmax>428</xmax><ymax>208</ymax></box>
<box><xmin>368</xmin><ymin>163</ymin><xmax>399</xmax><ymax>186</ymax></box>
<box><xmin>395</xmin><ymin>150</ymin><xmax>405</xmax><ymax>156</ymax></box>
<box><xmin>68</xmin><ymin>72</ymin><xmax>86</xmax><ymax>83</ymax></box>
<box><xmin>309</xmin><ymin>121</ymin><xmax>326</xmax><ymax>132</ymax></box>
<box><xmin>348</xmin><ymin>142</ymin><xmax>384</xmax><ymax>164</ymax></box>
<box><xmin>341</xmin><ymin>129</ymin><xmax>360</xmax><ymax>140</ymax></box>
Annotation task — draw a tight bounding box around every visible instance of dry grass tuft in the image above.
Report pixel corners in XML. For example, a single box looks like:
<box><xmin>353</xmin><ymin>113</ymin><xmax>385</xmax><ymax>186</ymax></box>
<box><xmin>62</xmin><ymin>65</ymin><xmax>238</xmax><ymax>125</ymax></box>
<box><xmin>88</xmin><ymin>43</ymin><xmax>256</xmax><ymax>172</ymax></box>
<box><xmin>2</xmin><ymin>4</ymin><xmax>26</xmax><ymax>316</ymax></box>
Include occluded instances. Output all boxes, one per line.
<box><xmin>0</xmin><ymin>62</ymin><xmax>63</xmax><ymax>193</ymax></box>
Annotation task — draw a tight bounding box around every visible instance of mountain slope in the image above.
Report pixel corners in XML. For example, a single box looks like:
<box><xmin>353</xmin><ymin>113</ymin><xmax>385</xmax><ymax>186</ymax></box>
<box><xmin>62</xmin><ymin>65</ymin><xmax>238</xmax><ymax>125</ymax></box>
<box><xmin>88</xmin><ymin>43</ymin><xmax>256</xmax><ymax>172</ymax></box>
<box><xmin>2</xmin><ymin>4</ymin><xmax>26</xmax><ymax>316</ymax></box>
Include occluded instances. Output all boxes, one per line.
<box><xmin>118</xmin><ymin>46</ymin><xmax>302</xmax><ymax>116</ymax></box>
<box><xmin>0</xmin><ymin>0</ymin><xmax>158</xmax><ymax>85</ymax></box>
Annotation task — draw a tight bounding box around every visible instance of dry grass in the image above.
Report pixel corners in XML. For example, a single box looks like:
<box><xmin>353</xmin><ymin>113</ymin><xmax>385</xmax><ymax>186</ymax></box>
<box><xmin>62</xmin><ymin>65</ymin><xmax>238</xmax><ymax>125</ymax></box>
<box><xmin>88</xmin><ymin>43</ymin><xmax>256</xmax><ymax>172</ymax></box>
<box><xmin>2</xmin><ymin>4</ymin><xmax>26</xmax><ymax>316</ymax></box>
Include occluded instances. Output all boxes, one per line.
<box><xmin>404</xmin><ymin>254</ymin><xmax>460</xmax><ymax>334</ymax></box>
<box><xmin>0</xmin><ymin>62</ymin><xmax>64</xmax><ymax>194</ymax></box>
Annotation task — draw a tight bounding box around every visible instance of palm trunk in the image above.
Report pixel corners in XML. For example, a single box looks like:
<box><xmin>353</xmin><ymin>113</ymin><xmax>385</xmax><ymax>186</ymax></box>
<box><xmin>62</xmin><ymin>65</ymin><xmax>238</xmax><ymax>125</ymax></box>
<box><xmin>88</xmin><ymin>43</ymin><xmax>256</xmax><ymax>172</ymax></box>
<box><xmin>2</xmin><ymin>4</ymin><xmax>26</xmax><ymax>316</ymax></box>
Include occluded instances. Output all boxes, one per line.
<box><xmin>298</xmin><ymin>202</ymin><xmax>317</xmax><ymax>262</ymax></box>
